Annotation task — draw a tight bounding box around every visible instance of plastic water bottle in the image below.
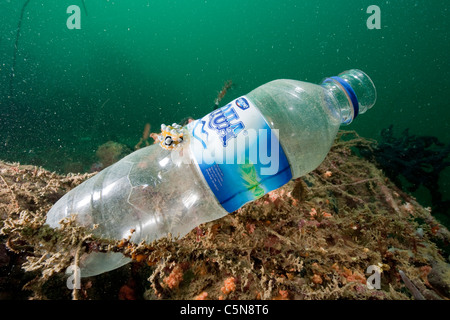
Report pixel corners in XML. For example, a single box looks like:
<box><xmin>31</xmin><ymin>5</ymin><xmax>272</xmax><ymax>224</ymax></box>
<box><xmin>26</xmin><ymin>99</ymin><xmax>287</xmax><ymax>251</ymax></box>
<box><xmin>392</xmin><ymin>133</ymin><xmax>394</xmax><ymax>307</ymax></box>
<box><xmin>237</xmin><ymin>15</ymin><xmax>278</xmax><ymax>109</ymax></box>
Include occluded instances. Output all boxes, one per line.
<box><xmin>46</xmin><ymin>69</ymin><xmax>376</xmax><ymax>276</ymax></box>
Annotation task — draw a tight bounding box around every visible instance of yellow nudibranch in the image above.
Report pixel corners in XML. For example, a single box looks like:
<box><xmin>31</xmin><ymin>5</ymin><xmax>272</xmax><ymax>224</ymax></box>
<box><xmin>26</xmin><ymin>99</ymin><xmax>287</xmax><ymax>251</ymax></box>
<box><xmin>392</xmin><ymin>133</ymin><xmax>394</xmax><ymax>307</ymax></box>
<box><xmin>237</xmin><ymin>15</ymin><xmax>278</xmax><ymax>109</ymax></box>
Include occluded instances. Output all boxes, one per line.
<box><xmin>157</xmin><ymin>123</ymin><xmax>185</xmax><ymax>150</ymax></box>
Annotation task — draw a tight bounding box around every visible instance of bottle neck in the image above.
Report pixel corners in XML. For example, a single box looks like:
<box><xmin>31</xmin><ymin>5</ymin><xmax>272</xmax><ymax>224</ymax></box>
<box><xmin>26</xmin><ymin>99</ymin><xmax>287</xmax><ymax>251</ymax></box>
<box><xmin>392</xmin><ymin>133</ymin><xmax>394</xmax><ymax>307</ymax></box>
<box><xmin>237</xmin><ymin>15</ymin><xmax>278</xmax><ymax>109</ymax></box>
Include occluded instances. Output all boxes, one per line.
<box><xmin>321</xmin><ymin>77</ymin><xmax>358</xmax><ymax>125</ymax></box>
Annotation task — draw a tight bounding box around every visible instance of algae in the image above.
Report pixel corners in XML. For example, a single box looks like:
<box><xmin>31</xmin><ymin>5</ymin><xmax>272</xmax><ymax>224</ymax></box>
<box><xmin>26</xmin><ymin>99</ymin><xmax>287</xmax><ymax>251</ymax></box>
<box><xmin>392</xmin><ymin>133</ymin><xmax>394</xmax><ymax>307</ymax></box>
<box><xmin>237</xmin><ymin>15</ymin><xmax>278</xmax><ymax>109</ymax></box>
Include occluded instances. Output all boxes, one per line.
<box><xmin>0</xmin><ymin>131</ymin><xmax>449</xmax><ymax>300</ymax></box>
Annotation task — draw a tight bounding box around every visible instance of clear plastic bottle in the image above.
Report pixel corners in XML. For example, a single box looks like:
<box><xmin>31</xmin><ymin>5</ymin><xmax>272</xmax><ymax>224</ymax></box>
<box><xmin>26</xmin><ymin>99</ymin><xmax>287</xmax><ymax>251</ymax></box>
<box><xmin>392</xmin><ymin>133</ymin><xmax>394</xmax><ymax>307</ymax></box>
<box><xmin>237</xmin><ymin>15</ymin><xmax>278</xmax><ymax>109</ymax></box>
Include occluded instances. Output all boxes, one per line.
<box><xmin>46</xmin><ymin>69</ymin><xmax>376</xmax><ymax>276</ymax></box>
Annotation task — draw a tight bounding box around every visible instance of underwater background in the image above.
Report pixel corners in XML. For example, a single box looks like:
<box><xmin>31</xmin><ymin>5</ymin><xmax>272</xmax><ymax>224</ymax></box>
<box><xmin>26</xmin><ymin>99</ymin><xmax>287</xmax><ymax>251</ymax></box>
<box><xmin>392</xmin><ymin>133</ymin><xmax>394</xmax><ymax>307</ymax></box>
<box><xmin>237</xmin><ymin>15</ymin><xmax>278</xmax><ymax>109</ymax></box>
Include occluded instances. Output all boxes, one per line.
<box><xmin>1</xmin><ymin>0</ymin><xmax>449</xmax><ymax>225</ymax></box>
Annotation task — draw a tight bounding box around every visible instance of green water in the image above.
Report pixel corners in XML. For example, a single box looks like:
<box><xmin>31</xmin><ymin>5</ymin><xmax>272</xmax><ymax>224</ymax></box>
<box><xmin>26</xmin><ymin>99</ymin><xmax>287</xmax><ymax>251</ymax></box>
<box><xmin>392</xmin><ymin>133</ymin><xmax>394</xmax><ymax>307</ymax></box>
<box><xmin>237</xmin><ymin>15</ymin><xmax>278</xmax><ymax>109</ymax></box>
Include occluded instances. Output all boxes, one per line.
<box><xmin>1</xmin><ymin>1</ymin><xmax>449</xmax><ymax>222</ymax></box>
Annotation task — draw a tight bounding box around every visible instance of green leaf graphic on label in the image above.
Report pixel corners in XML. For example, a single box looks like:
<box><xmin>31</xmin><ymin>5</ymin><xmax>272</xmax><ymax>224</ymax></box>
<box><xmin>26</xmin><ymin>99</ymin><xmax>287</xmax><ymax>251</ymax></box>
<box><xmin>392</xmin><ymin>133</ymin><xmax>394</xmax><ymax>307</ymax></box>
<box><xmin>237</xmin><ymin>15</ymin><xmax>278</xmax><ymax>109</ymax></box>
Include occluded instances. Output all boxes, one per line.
<box><xmin>238</xmin><ymin>158</ymin><xmax>265</xmax><ymax>199</ymax></box>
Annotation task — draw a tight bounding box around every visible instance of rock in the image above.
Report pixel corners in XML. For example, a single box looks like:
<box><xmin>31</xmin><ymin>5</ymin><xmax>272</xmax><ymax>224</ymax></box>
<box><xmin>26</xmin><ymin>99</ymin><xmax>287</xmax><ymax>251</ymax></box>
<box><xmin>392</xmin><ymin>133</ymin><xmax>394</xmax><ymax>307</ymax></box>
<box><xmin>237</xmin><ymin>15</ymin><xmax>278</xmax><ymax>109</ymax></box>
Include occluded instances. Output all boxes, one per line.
<box><xmin>428</xmin><ymin>261</ymin><xmax>450</xmax><ymax>298</ymax></box>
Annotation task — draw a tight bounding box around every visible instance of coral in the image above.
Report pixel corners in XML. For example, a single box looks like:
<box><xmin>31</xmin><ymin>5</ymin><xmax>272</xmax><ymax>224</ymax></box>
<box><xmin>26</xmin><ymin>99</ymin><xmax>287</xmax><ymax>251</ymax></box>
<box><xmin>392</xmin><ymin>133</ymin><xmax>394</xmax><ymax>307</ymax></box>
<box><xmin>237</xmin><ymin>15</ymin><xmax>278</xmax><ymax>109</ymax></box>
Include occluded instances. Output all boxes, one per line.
<box><xmin>311</xmin><ymin>274</ymin><xmax>323</xmax><ymax>285</ymax></box>
<box><xmin>194</xmin><ymin>291</ymin><xmax>208</xmax><ymax>300</ymax></box>
<box><xmin>1</xmin><ymin>131</ymin><xmax>449</xmax><ymax>300</ymax></box>
<box><xmin>341</xmin><ymin>267</ymin><xmax>366</xmax><ymax>285</ymax></box>
<box><xmin>221</xmin><ymin>277</ymin><xmax>236</xmax><ymax>295</ymax></box>
<box><xmin>0</xmin><ymin>161</ymin><xmax>96</xmax><ymax>299</ymax></box>
<box><xmin>163</xmin><ymin>265</ymin><xmax>184</xmax><ymax>290</ymax></box>
<box><xmin>118</xmin><ymin>280</ymin><xmax>137</xmax><ymax>300</ymax></box>
<box><xmin>322</xmin><ymin>171</ymin><xmax>332</xmax><ymax>179</ymax></box>
<box><xmin>272</xmin><ymin>289</ymin><xmax>290</xmax><ymax>300</ymax></box>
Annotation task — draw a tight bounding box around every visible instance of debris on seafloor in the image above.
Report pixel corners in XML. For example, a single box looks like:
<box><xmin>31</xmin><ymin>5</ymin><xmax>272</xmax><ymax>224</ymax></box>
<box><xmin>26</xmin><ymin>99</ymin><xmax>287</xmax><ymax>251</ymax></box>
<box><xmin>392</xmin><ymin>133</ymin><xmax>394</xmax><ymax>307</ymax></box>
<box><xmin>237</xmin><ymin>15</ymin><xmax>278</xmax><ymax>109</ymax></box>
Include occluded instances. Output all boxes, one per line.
<box><xmin>398</xmin><ymin>270</ymin><xmax>425</xmax><ymax>300</ymax></box>
<box><xmin>0</xmin><ymin>131</ymin><xmax>449</xmax><ymax>300</ymax></box>
<box><xmin>356</xmin><ymin>125</ymin><xmax>450</xmax><ymax>225</ymax></box>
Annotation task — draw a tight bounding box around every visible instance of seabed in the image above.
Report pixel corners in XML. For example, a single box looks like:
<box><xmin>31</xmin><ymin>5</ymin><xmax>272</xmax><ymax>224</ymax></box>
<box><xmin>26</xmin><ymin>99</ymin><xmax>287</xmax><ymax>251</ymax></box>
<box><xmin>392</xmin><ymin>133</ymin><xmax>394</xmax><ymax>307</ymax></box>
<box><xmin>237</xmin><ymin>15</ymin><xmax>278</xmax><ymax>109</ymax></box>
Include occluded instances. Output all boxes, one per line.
<box><xmin>0</xmin><ymin>131</ymin><xmax>449</xmax><ymax>300</ymax></box>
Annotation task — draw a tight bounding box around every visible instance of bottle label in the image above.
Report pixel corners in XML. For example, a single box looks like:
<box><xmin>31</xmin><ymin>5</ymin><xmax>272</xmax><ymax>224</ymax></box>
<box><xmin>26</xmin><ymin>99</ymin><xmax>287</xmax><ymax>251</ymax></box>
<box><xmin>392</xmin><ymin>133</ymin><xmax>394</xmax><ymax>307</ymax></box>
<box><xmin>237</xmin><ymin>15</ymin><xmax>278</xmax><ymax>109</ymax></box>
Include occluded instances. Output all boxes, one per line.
<box><xmin>188</xmin><ymin>96</ymin><xmax>292</xmax><ymax>213</ymax></box>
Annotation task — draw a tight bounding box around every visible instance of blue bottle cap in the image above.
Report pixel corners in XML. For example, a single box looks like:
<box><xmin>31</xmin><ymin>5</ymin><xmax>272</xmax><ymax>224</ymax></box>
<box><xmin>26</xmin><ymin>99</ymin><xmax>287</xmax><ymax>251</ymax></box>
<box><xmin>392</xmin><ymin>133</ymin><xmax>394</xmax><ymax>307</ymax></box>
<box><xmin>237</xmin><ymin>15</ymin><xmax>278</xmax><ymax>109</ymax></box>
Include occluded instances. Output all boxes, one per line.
<box><xmin>323</xmin><ymin>76</ymin><xmax>360</xmax><ymax>120</ymax></box>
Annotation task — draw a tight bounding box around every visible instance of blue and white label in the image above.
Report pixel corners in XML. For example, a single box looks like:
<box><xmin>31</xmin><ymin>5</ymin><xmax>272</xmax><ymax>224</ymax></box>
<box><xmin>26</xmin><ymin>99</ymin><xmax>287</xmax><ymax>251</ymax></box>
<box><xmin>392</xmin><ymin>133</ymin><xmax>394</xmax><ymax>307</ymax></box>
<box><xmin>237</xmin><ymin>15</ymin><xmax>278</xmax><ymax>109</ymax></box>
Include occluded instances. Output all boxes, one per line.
<box><xmin>188</xmin><ymin>96</ymin><xmax>293</xmax><ymax>213</ymax></box>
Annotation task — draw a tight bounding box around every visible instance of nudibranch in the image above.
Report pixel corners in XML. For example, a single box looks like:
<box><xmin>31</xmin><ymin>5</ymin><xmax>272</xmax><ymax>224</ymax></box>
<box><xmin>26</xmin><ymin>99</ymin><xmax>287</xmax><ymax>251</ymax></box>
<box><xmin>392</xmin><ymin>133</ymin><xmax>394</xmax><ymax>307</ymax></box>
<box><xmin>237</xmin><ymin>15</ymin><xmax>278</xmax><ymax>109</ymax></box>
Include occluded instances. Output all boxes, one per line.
<box><xmin>157</xmin><ymin>123</ymin><xmax>185</xmax><ymax>150</ymax></box>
